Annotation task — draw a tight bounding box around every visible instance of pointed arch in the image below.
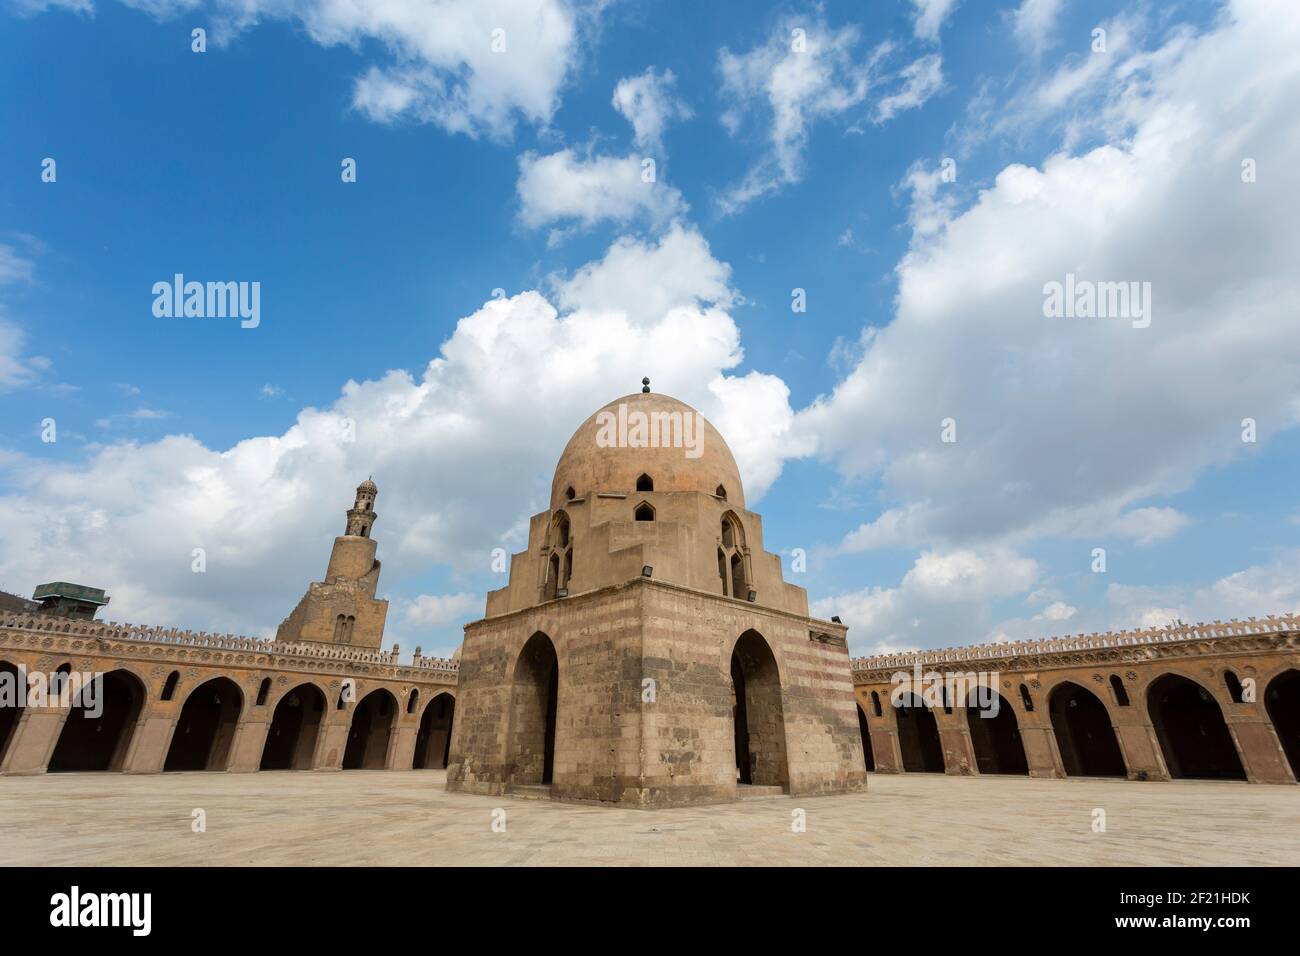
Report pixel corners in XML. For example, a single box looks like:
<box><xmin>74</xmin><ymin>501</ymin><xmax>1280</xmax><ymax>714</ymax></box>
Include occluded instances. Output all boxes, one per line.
<box><xmin>260</xmin><ymin>682</ymin><xmax>326</xmax><ymax>770</ymax></box>
<box><xmin>414</xmin><ymin>692</ymin><xmax>456</xmax><ymax>769</ymax></box>
<box><xmin>1147</xmin><ymin>673</ymin><xmax>1245</xmax><ymax>780</ymax></box>
<box><xmin>966</xmin><ymin>688</ymin><xmax>1028</xmax><ymax>774</ymax></box>
<box><xmin>730</xmin><ymin>629</ymin><xmax>788</xmax><ymax>789</ymax></box>
<box><xmin>48</xmin><ymin>669</ymin><xmax>147</xmax><ymax>772</ymax></box>
<box><xmin>343</xmin><ymin>688</ymin><xmax>397</xmax><ymax>769</ymax></box>
<box><xmin>1048</xmin><ymin>681</ymin><xmax>1126</xmax><ymax>777</ymax></box>
<box><xmin>1265</xmin><ymin>669</ymin><xmax>1300</xmax><ymax>780</ymax></box>
<box><xmin>508</xmin><ymin>632</ymin><xmax>559</xmax><ymax>786</ymax></box>
<box><xmin>164</xmin><ymin>677</ymin><xmax>244</xmax><ymax>772</ymax></box>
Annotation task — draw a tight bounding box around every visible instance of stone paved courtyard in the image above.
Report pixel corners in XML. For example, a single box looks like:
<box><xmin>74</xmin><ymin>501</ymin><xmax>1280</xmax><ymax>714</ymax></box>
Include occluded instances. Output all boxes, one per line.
<box><xmin>1</xmin><ymin>771</ymin><xmax>1295</xmax><ymax>866</ymax></box>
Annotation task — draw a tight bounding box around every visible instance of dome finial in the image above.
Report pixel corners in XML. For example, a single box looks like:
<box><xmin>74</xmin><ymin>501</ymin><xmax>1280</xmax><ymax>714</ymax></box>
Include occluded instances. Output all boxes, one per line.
<box><xmin>641</xmin><ymin>376</ymin><xmax>650</xmax><ymax>393</ymax></box>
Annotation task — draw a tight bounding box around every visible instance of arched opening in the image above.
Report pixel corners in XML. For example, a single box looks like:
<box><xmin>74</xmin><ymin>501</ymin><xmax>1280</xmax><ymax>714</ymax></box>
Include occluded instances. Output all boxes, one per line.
<box><xmin>414</xmin><ymin>693</ymin><xmax>456</xmax><ymax>769</ymax></box>
<box><xmin>164</xmin><ymin>677</ymin><xmax>243</xmax><ymax>772</ymax></box>
<box><xmin>730</xmin><ymin>552</ymin><xmax>747</xmax><ymax>599</ymax></box>
<box><xmin>1048</xmin><ymin>682</ymin><xmax>1126</xmax><ymax>777</ymax></box>
<box><xmin>857</xmin><ymin>704</ymin><xmax>875</xmax><ymax>771</ymax></box>
<box><xmin>871</xmin><ymin>690</ymin><xmax>882</xmax><ymax>717</ymax></box>
<box><xmin>553</xmin><ymin>510</ymin><xmax>570</xmax><ymax>548</ymax></box>
<box><xmin>636</xmin><ymin>473</ymin><xmax>653</xmax><ymax>492</ymax></box>
<box><xmin>160</xmin><ymin>670</ymin><xmax>180</xmax><ymax>701</ymax></box>
<box><xmin>259</xmin><ymin>683</ymin><xmax>326</xmax><ymax>770</ymax></box>
<box><xmin>721</xmin><ymin>516</ymin><xmax>737</xmax><ymax>549</ymax></box>
<box><xmin>545</xmin><ymin>552</ymin><xmax>561</xmax><ymax>600</ymax></box>
<box><xmin>343</xmin><ymin>689</ymin><xmax>397</xmax><ymax>769</ymax></box>
<box><xmin>48</xmin><ymin>669</ymin><xmax>146</xmax><ymax>772</ymax></box>
<box><xmin>965</xmin><ymin>689</ymin><xmax>1028</xmax><ymax>774</ymax></box>
<box><xmin>730</xmin><ymin>630</ymin><xmax>788</xmax><ymax>789</ymax></box>
<box><xmin>564</xmin><ymin>486</ymin><xmax>575</xmax><ymax>501</ymax></box>
<box><xmin>407</xmin><ymin>689</ymin><xmax>419</xmax><ymax>714</ymax></box>
<box><xmin>715</xmin><ymin>485</ymin><xmax>727</xmax><ymax>500</ymax></box>
<box><xmin>1224</xmin><ymin>670</ymin><xmax>1245</xmax><ymax>704</ymax></box>
<box><xmin>894</xmin><ymin>692</ymin><xmax>945</xmax><ymax>772</ymax></box>
<box><xmin>1265</xmin><ymin>670</ymin><xmax>1300</xmax><ymax>780</ymax></box>
<box><xmin>1019</xmin><ymin>683</ymin><xmax>1034</xmax><ymax>712</ymax></box>
<box><xmin>717</xmin><ymin>548</ymin><xmax>728</xmax><ymax>596</ymax></box>
<box><xmin>334</xmin><ymin>614</ymin><xmax>347</xmax><ymax>642</ymax></box>
<box><xmin>0</xmin><ymin>661</ymin><xmax>25</xmax><ymax>767</ymax></box>
<box><xmin>1148</xmin><ymin>674</ymin><xmax>1246</xmax><ymax>780</ymax></box>
<box><xmin>256</xmin><ymin>678</ymin><xmax>271</xmax><ymax>707</ymax></box>
<box><xmin>508</xmin><ymin>632</ymin><xmax>559</xmax><ymax>787</ymax></box>
<box><xmin>634</xmin><ymin>502</ymin><xmax>655</xmax><ymax>521</ymax></box>
<box><xmin>1110</xmin><ymin>674</ymin><xmax>1131</xmax><ymax>706</ymax></box>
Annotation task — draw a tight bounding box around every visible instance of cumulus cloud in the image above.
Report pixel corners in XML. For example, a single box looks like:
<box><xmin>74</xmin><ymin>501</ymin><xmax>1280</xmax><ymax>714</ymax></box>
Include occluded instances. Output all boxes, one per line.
<box><xmin>0</xmin><ymin>226</ymin><xmax>800</xmax><ymax>650</ymax></box>
<box><xmin>205</xmin><ymin>0</ymin><xmax>587</xmax><ymax>139</ymax></box>
<box><xmin>400</xmin><ymin>591</ymin><xmax>480</xmax><ymax>629</ymax></box>
<box><xmin>611</xmin><ymin>67</ymin><xmax>692</xmax><ymax>154</ymax></box>
<box><xmin>516</xmin><ymin>149</ymin><xmax>687</xmax><ymax>240</ymax></box>
<box><xmin>802</xmin><ymin>0</ymin><xmax>1300</xmax><ymax>557</ymax></box>
<box><xmin>814</xmin><ymin>547</ymin><xmax>1038</xmax><ymax>653</ymax></box>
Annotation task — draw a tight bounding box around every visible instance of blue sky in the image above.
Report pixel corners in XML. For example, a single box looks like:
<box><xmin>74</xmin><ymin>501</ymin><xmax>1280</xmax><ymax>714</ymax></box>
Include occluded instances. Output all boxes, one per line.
<box><xmin>2</xmin><ymin>0</ymin><xmax>1297</xmax><ymax>658</ymax></box>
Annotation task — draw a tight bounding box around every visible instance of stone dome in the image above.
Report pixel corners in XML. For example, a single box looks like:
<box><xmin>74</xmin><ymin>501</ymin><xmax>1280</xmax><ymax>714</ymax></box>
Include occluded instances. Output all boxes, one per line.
<box><xmin>550</xmin><ymin>392</ymin><xmax>745</xmax><ymax>512</ymax></box>
<box><xmin>357</xmin><ymin>478</ymin><xmax>377</xmax><ymax>494</ymax></box>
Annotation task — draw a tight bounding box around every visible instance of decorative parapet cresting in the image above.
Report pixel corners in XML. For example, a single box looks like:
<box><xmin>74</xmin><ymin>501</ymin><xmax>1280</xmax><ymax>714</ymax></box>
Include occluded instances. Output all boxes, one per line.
<box><xmin>848</xmin><ymin>614</ymin><xmax>1300</xmax><ymax>678</ymax></box>
<box><xmin>0</xmin><ymin>612</ymin><xmax>459</xmax><ymax>679</ymax></box>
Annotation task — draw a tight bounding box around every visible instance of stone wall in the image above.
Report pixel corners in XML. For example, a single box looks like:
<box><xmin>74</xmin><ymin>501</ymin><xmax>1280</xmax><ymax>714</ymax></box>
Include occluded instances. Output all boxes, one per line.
<box><xmin>0</xmin><ymin>612</ymin><xmax>457</xmax><ymax>776</ymax></box>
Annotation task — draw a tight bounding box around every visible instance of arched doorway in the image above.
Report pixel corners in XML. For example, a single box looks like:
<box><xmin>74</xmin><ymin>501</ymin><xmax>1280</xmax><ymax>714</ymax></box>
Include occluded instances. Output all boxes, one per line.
<box><xmin>1148</xmin><ymin>674</ymin><xmax>1246</xmax><ymax>780</ymax></box>
<box><xmin>164</xmin><ymin>677</ymin><xmax>243</xmax><ymax>772</ymax></box>
<box><xmin>414</xmin><ymin>692</ymin><xmax>456</xmax><ymax>769</ymax></box>
<box><xmin>260</xmin><ymin>683</ymin><xmax>326</xmax><ymax>770</ymax></box>
<box><xmin>966</xmin><ymin>689</ymin><xmax>1028</xmax><ymax>774</ymax></box>
<box><xmin>508</xmin><ymin>632</ymin><xmax>559</xmax><ymax>786</ymax></box>
<box><xmin>343</xmin><ymin>689</ymin><xmax>397</xmax><ymax>769</ymax></box>
<box><xmin>48</xmin><ymin>669</ymin><xmax>146</xmax><ymax>772</ymax></box>
<box><xmin>856</xmin><ymin>704</ymin><xmax>875</xmax><ymax>771</ymax></box>
<box><xmin>730</xmin><ymin>630</ymin><xmax>788</xmax><ymax>789</ymax></box>
<box><xmin>894</xmin><ymin>692</ymin><xmax>945</xmax><ymax>772</ymax></box>
<box><xmin>1265</xmin><ymin>670</ymin><xmax>1300</xmax><ymax>780</ymax></box>
<box><xmin>0</xmin><ymin>661</ymin><xmax>23</xmax><ymax>767</ymax></box>
<box><xmin>1048</xmin><ymin>682</ymin><xmax>1126</xmax><ymax>777</ymax></box>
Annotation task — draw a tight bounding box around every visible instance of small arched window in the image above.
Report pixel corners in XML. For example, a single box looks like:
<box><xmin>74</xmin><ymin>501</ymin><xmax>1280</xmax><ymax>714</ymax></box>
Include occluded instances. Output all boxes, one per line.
<box><xmin>337</xmin><ymin>681</ymin><xmax>353</xmax><ymax>710</ymax></box>
<box><xmin>565</xmin><ymin>486</ymin><xmax>575</xmax><ymax>501</ymax></box>
<box><xmin>635</xmin><ymin>502</ymin><xmax>655</xmax><ymax>521</ymax></box>
<box><xmin>1109</xmin><ymin>674</ymin><xmax>1130</xmax><ymax>706</ymax></box>
<box><xmin>1224</xmin><ymin>670</ymin><xmax>1245</xmax><ymax>703</ymax></box>
<box><xmin>256</xmin><ymin>678</ymin><xmax>271</xmax><ymax>706</ymax></box>
<box><xmin>161</xmin><ymin>671</ymin><xmax>180</xmax><ymax>701</ymax></box>
<box><xmin>715</xmin><ymin>485</ymin><xmax>727</xmax><ymax>500</ymax></box>
<box><xmin>870</xmin><ymin>691</ymin><xmax>882</xmax><ymax>717</ymax></box>
<box><xmin>1019</xmin><ymin>683</ymin><xmax>1034</xmax><ymax>712</ymax></box>
<box><xmin>407</xmin><ymin>689</ymin><xmax>420</xmax><ymax>714</ymax></box>
<box><xmin>636</xmin><ymin>474</ymin><xmax>654</xmax><ymax>492</ymax></box>
<box><xmin>941</xmin><ymin>684</ymin><xmax>952</xmax><ymax>714</ymax></box>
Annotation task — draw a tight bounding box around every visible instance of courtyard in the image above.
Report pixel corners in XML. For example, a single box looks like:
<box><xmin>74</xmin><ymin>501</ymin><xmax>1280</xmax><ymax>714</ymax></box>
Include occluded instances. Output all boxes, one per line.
<box><xmin>1</xmin><ymin>770</ymin><xmax>1294</xmax><ymax>866</ymax></box>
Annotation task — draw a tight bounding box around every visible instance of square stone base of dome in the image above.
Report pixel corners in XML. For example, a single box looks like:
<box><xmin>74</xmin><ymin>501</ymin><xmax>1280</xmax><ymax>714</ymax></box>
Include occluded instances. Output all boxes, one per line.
<box><xmin>445</xmin><ymin>577</ymin><xmax>867</xmax><ymax>808</ymax></box>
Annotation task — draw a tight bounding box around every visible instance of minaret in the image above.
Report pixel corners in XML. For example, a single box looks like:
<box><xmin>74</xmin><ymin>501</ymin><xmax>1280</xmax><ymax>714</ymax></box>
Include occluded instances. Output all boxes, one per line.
<box><xmin>345</xmin><ymin>478</ymin><xmax>378</xmax><ymax>538</ymax></box>
<box><xmin>277</xmin><ymin>478</ymin><xmax>389</xmax><ymax>649</ymax></box>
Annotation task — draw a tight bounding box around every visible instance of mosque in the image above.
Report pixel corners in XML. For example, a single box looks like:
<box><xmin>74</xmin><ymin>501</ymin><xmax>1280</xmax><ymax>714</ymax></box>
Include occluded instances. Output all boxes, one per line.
<box><xmin>0</xmin><ymin>387</ymin><xmax>1297</xmax><ymax>798</ymax></box>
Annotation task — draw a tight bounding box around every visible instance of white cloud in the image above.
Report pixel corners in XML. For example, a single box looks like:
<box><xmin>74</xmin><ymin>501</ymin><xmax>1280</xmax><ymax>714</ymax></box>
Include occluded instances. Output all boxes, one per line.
<box><xmin>1034</xmin><ymin>600</ymin><xmax>1076</xmax><ymax>622</ymax></box>
<box><xmin>611</xmin><ymin>67</ymin><xmax>692</xmax><ymax>154</ymax></box>
<box><xmin>1107</xmin><ymin>506</ymin><xmax>1191</xmax><ymax>546</ymax></box>
<box><xmin>802</xmin><ymin>0</ymin><xmax>1300</xmax><ymax>555</ymax></box>
<box><xmin>1011</xmin><ymin>0</ymin><xmax>1065</xmax><ymax>55</ymax></box>
<box><xmin>516</xmin><ymin>149</ymin><xmax>687</xmax><ymax>240</ymax></box>
<box><xmin>911</xmin><ymin>0</ymin><xmax>958</xmax><ymax>42</ymax></box>
<box><xmin>716</xmin><ymin>19</ymin><xmax>887</xmax><ymax>213</ymax></box>
<box><xmin>0</xmin><ymin>226</ymin><xmax>798</xmax><ymax>647</ymax></box>
<box><xmin>400</xmin><ymin>591</ymin><xmax>480</xmax><ymax>628</ymax></box>
<box><xmin>209</xmin><ymin>0</ymin><xmax>586</xmax><ymax>139</ymax></box>
<box><xmin>875</xmin><ymin>53</ymin><xmax>943</xmax><ymax>123</ymax></box>
<box><xmin>814</xmin><ymin>547</ymin><xmax>1039</xmax><ymax>654</ymax></box>
<box><xmin>0</xmin><ymin>245</ymin><xmax>45</xmax><ymax>392</ymax></box>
